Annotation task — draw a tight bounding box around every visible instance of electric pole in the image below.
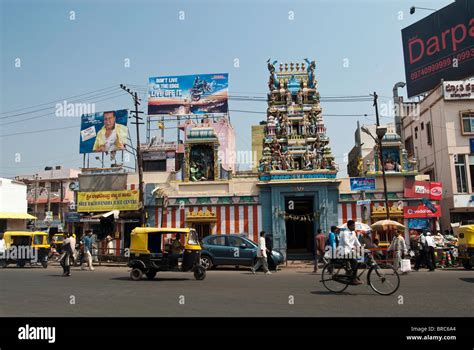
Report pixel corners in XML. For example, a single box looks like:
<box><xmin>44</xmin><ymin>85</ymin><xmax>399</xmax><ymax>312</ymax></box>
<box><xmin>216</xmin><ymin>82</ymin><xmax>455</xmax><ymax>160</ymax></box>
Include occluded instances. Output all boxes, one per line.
<box><xmin>120</xmin><ymin>84</ymin><xmax>146</xmax><ymax>227</ymax></box>
<box><xmin>371</xmin><ymin>92</ymin><xmax>390</xmax><ymax>220</ymax></box>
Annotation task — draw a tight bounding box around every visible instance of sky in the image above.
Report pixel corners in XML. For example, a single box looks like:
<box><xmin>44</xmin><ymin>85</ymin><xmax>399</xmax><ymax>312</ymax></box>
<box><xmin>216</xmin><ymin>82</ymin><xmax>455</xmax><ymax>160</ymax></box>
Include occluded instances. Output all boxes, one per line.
<box><xmin>0</xmin><ymin>0</ymin><xmax>453</xmax><ymax>178</ymax></box>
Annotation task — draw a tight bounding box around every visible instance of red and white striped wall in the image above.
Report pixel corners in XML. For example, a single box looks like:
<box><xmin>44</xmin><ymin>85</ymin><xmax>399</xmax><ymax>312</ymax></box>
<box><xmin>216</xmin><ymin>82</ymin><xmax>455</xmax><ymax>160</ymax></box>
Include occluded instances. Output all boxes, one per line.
<box><xmin>154</xmin><ymin>205</ymin><xmax>263</xmax><ymax>242</ymax></box>
<box><xmin>338</xmin><ymin>203</ymin><xmax>363</xmax><ymax>225</ymax></box>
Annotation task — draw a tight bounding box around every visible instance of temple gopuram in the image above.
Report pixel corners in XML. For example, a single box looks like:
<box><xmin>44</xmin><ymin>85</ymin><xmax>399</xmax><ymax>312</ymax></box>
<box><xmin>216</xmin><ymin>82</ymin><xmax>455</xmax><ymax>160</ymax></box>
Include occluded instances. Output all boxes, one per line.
<box><xmin>258</xmin><ymin>59</ymin><xmax>340</xmax><ymax>260</ymax></box>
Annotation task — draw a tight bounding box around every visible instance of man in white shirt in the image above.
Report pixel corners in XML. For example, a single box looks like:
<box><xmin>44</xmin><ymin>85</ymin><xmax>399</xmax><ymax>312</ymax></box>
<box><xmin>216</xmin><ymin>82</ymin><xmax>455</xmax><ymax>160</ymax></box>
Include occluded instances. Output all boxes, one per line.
<box><xmin>251</xmin><ymin>231</ymin><xmax>271</xmax><ymax>275</ymax></box>
<box><xmin>339</xmin><ymin>220</ymin><xmax>362</xmax><ymax>285</ymax></box>
<box><xmin>426</xmin><ymin>232</ymin><xmax>437</xmax><ymax>270</ymax></box>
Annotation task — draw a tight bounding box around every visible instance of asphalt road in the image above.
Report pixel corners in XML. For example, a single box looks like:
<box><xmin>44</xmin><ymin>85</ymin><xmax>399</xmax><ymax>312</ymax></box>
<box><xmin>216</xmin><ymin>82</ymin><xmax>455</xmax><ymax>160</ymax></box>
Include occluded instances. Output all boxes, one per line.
<box><xmin>1</xmin><ymin>265</ymin><xmax>473</xmax><ymax>317</ymax></box>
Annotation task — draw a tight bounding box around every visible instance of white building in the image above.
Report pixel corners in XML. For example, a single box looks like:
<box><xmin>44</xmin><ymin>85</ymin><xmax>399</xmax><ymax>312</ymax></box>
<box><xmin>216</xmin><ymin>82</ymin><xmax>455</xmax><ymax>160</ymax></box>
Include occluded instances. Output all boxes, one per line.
<box><xmin>403</xmin><ymin>80</ymin><xmax>474</xmax><ymax>230</ymax></box>
<box><xmin>0</xmin><ymin>178</ymin><xmax>35</xmax><ymax>231</ymax></box>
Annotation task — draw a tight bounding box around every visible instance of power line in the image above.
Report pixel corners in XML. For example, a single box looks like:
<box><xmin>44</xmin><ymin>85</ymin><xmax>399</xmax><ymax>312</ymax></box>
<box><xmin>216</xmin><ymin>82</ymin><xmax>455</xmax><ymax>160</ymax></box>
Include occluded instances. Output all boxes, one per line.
<box><xmin>0</xmin><ymin>88</ymin><xmax>124</xmax><ymax>121</ymax></box>
<box><xmin>0</xmin><ymin>85</ymin><xmax>118</xmax><ymax>117</ymax></box>
<box><xmin>0</xmin><ymin>91</ymin><xmax>128</xmax><ymax>126</ymax></box>
<box><xmin>0</xmin><ymin>125</ymin><xmax>77</xmax><ymax>138</ymax></box>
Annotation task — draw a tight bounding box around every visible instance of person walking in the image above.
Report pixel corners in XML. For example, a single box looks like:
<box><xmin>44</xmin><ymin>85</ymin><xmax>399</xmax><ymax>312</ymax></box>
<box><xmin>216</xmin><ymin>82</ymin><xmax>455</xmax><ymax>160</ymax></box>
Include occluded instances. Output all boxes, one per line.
<box><xmin>313</xmin><ymin>229</ymin><xmax>326</xmax><ymax>273</ymax></box>
<box><xmin>426</xmin><ymin>231</ymin><xmax>437</xmax><ymax>269</ymax></box>
<box><xmin>59</xmin><ymin>233</ymin><xmax>75</xmax><ymax>276</ymax></box>
<box><xmin>81</xmin><ymin>230</ymin><xmax>95</xmax><ymax>271</ymax></box>
<box><xmin>265</xmin><ymin>233</ymin><xmax>276</xmax><ymax>271</ymax></box>
<box><xmin>414</xmin><ymin>230</ymin><xmax>434</xmax><ymax>271</ymax></box>
<box><xmin>388</xmin><ymin>231</ymin><xmax>407</xmax><ymax>272</ymax></box>
<box><xmin>251</xmin><ymin>231</ymin><xmax>271</xmax><ymax>275</ymax></box>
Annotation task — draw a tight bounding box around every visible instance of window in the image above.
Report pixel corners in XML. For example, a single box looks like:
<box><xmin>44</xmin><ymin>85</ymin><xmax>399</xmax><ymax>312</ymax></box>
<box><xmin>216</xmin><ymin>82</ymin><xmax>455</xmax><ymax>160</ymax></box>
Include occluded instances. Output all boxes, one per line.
<box><xmin>426</xmin><ymin>121</ymin><xmax>432</xmax><ymax>145</ymax></box>
<box><xmin>228</xmin><ymin>236</ymin><xmax>244</xmax><ymax>247</ymax></box>
<box><xmin>455</xmin><ymin>154</ymin><xmax>468</xmax><ymax>193</ymax></box>
<box><xmin>461</xmin><ymin>112</ymin><xmax>474</xmax><ymax>134</ymax></box>
<box><xmin>208</xmin><ymin>236</ymin><xmax>226</xmax><ymax>246</ymax></box>
<box><xmin>405</xmin><ymin>136</ymin><xmax>414</xmax><ymax>157</ymax></box>
<box><xmin>421</xmin><ymin>122</ymin><xmax>424</xmax><ymax>130</ymax></box>
<box><xmin>405</xmin><ymin>136</ymin><xmax>415</xmax><ymax>157</ymax></box>
<box><xmin>414</xmin><ymin>126</ymin><xmax>418</xmax><ymax>139</ymax></box>
<box><xmin>50</xmin><ymin>182</ymin><xmax>60</xmax><ymax>192</ymax></box>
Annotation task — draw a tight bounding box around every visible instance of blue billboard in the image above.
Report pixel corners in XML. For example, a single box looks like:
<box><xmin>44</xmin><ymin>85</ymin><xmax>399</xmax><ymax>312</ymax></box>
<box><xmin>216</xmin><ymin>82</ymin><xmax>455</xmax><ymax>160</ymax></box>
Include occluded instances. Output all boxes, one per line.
<box><xmin>350</xmin><ymin>177</ymin><xmax>376</xmax><ymax>191</ymax></box>
<box><xmin>79</xmin><ymin>109</ymin><xmax>129</xmax><ymax>154</ymax></box>
<box><xmin>148</xmin><ymin>73</ymin><xmax>229</xmax><ymax>115</ymax></box>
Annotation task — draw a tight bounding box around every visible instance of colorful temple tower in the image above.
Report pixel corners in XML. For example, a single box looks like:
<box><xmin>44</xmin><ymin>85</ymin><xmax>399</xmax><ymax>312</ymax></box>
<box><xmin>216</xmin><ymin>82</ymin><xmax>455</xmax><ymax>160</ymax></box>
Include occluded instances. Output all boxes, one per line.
<box><xmin>258</xmin><ymin>59</ymin><xmax>340</xmax><ymax>260</ymax></box>
<box><xmin>258</xmin><ymin>59</ymin><xmax>337</xmax><ymax>177</ymax></box>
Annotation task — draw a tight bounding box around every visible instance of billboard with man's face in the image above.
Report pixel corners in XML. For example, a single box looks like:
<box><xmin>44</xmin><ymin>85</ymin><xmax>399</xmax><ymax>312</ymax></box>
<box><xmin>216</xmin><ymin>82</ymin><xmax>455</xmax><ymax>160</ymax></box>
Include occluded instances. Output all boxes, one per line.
<box><xmin>79</xmin><ymin>109</ymin><xmax>129</xmax><ymax>154</ymax></box>
<box><xmin>148</xmin><ymin>73</ymin><xmax>229</xmax><ymax>115</ymax></box>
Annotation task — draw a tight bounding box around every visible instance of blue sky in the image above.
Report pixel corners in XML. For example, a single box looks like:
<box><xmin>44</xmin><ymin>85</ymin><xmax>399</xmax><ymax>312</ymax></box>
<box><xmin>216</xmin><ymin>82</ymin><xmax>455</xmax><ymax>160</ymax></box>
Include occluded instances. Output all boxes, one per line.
<box><xmin>0</xmin><ymin>0</ymin><xmax>453</xmax><ymax>177</ymax></box>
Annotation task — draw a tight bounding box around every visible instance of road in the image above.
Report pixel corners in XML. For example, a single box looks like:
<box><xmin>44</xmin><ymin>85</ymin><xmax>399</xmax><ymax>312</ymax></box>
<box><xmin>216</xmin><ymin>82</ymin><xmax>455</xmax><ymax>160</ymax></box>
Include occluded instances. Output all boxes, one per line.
<box><xmin>1</xmin><ymin>265</ymin><xmax>473</xmax><ymax>317</ymax></box>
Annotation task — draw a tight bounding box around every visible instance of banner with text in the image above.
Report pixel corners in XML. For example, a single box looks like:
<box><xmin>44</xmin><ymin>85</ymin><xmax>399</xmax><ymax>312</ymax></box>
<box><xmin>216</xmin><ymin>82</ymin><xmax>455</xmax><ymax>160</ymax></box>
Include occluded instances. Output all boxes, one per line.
<box><xmin>77</xmin><ymin>190</ymin><xmax>139</xmax><ymax>212</ymax></box>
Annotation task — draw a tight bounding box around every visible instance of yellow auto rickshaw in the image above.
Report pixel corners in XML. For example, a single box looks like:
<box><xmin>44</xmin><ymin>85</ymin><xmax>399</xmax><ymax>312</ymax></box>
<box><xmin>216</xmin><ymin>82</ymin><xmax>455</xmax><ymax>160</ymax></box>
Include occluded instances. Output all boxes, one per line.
<box><xmin>454</xmin><ymin>224</ymin><xmax>474</xmax><ymax>270</ymax></box>
<box><xmin>128</xmin><ymin>227</ymin><xmax>206</xmax><ymax>281</ymax></box>
<box><xmin>0</xmin><ymin>231</ymin><xmax>50</xmax><ymax>268</ymax></box>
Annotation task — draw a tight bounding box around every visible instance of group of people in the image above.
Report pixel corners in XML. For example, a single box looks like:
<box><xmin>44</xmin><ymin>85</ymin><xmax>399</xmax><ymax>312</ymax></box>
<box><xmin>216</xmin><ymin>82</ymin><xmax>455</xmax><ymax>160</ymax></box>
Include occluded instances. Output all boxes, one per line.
<box><xmin>312</xmin><ymin>222</ymin><xmax>448</xmax><ymax>282</ymax></box>
<box><xmin>58</xmin><ymin>230</ymin><xmax>116</xmax><ymax>276</ymax></box>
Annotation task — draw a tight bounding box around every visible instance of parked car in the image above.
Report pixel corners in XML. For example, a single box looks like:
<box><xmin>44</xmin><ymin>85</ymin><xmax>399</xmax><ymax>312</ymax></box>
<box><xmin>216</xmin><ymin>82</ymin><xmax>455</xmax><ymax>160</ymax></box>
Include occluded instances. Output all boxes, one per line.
<box><xmin>200</xmin><ymin>234</ymin><xmax>284</xmax><ymax>270</ymax></box>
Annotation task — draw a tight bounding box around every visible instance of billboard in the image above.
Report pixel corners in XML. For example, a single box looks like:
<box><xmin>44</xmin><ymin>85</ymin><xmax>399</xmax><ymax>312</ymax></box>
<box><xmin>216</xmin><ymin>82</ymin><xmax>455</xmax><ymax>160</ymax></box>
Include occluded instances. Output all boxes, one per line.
<box><xmin>401</xmin><ymin>0</ymin><xmax>474</xmax><ymax>97</ymax></box>
<box><xmin>79</xmin><ymin>109</ymin><xmax>128</xmax><ymax>154</ymax></box>
<box><xmin>77</xmin><ymin>190</ymin><xmax>139</xmax><ymax>212</ymax></box>
<box><xmin>404</xmin><ymin>204</ymin><xmax>441</xmax><ymax>218</ymax></box>
<box><xmin>404</xmin><ymin>179</ymin><xmax>443</xmax><ymax>200</ymax></box>
<box><xmin>148</xmin><ymin>73</ymin><xmax>229</xmax><ymax>115</ymax></box>
<box><xmin>350</xmin><ymin>177</ymin><xmax>376</xmax><ymax>191</ymax></box>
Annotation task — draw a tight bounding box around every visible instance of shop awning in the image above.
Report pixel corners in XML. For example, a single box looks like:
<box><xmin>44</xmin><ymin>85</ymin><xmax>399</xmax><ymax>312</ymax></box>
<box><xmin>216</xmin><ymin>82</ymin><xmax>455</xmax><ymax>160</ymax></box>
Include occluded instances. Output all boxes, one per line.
<box><xmin>0</xmin><ymin>212</ymin><xmax>37</xmax><ymax>219</ymax></box>
<box><xmin>91</xmin><ymin>210</ymin><xmax>120</xmax><ymax>219</ymax></box>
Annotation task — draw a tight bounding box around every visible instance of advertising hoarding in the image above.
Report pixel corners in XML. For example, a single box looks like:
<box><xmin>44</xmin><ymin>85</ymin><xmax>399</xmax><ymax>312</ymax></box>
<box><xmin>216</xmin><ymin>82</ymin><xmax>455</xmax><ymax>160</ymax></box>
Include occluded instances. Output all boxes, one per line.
<box><xmin>79</xmin><ymin>109</ymin><xmax>129</xmax><ymax>154</ymax></box>
<box><xmin>404</xmin><ymin>204</ymin><xmax>442</xmax><ymax>218</ymax></box>
<box><xmin>401</xmin><ymin>0</ymin><xmax>474</xmax><ymax>97</ymax></box>
<box><xmin>350</xmin><ymin>177</ymin><xmax>376</xmax><ymax>191</ymax></box>
<box><xmin>148</xmin><ymin>73</ymin><xmax>229</xmax><ymax>115</ymax></box>
<box><xmin>404</xmin><ymin>179</ymin><xmax>443</xmax><ymax>200</ymax></box>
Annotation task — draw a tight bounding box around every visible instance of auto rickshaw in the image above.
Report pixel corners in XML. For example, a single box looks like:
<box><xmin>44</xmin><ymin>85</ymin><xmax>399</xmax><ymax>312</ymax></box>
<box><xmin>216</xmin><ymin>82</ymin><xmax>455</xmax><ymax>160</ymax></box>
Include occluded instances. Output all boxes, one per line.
<box><xmin>0</xmin><ymin>231</ymin><xmax>50</xmax><ymax>268</ymax></box>
<box><xmin>454</xmin><ymin>224</ymin><xmax>474</xmax><ymax>270</ymax></box>
<box><xmin>128</xmin><ymin>227</ymin><xmax>206</xmax><ymax>281</ymax></box>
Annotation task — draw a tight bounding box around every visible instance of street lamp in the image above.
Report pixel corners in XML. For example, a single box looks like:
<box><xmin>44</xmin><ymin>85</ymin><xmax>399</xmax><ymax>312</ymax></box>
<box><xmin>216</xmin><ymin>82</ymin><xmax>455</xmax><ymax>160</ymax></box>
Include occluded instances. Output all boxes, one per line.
<box><xmin>410</xmin><ymin>6</ymin><xmax>436</xmax><ymax>15</ymax></box>
<box><xmin>361</xmin><ymin>125</ymin><xmax>390</xmax><ymax>220</ymax></box>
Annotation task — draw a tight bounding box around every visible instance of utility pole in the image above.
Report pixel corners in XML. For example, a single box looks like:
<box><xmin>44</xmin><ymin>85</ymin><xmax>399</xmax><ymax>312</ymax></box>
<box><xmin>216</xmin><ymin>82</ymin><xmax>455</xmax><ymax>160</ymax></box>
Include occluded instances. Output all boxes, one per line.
<box><xmin>372</xmin><ymin>92</ymin><xmax>390</xmax><ymax>220</ymax></box>
<box><xmin>120</xmin><ymin>84</ymin><xmax>146</xmax><ymax>227</ymax></box>
<box><xmin>33</xmin><ymin>174</ymin><xmax>40</xmax><ymax>228</ymax></box>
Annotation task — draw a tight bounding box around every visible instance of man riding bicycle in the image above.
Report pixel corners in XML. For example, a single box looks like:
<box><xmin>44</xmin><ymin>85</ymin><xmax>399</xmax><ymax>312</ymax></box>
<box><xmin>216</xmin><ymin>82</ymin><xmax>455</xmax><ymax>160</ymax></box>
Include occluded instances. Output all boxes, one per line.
<box><xmin>339</xmin><ymin>220</ymin><xmax>362</xmax><ymax>285</ymax></box>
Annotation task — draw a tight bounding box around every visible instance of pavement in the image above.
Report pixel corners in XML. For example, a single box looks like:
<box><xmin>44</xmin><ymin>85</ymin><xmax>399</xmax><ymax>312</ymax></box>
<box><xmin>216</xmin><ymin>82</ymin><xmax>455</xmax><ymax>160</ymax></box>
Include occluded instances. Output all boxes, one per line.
<box><xmin>1</xmin><ymin>264</ymin><xmax>473</xmax><ymax>317</ymax></box>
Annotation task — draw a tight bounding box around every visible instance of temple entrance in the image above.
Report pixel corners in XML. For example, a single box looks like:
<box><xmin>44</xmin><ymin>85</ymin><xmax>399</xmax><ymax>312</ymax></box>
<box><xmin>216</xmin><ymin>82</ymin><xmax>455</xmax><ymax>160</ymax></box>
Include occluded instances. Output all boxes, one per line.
<box><xmin>284</xmin><ymin>197</ymin><xmax>314</xmax><ymax>258</ymax></box>
<box><xmin>192</xmin><ymin>223</ymin><xmax>211</xmax><ymax>240</ymax></box>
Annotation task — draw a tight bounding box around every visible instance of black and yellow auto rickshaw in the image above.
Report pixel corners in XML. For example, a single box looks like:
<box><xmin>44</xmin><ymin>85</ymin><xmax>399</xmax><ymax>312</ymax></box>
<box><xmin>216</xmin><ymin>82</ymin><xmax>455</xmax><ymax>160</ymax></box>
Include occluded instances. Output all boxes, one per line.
<box><xmin>0</xmin><ymin>231</ymin><xmax>50</xmax><ymax>268</ymax></box>
<box><xmin>455</xmin><ymin>224</ymin><xmax>474</xmax><ymax>270</ymax></box>
<box><xmin>128</xmin><ymin>227</ymin><xmax>206</xmax><ymax>281</ymax></box>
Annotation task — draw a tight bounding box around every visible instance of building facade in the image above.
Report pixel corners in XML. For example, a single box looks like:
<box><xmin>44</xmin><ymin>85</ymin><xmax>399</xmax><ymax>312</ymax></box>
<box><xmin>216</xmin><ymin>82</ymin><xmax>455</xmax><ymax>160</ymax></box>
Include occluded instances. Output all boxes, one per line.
<box><xmin>403</xmin><ymin>80</ymin><xmax>474</xmax><ymax>229</ymax></box>
<box><xmin>0</xmin><ymin>178</ymin><xmax>35</xmax><ymax>231</ymax></box>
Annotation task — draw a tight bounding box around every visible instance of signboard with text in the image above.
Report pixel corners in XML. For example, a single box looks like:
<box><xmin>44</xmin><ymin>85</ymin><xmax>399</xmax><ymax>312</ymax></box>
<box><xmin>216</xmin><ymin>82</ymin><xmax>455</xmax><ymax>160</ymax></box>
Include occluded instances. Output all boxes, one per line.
<box><xmin>401</xmin><ymin>0</ymin><xmax>474</xmax><ymax>97</ymax></box>
<box><xmin>350</xmin><ymin>177</ymin><xmax>376</xmax><ymax>191</ymax></box>
<box><xmin>404</xmin><ymin>204</ymin><xmax>441</xmax><ymax>218</ymax></box>
<box><xmin>148</xmin><ymin>73</ymin><xmax>229</xmax><ymax>115</ymax></box>
<box><xmin>77</xmin><ymin>190</ymin><xmax>139</xmax><ymax>212</ymax></box>
<box><xmin>443</xmin><ymin>80</ymin><xmax>474</xmax><ymax>100</ymax></box>
<box><xmin>404</xmin><ymin>179</ymin><xmax>443</xmax><ymax>200</ymax></box>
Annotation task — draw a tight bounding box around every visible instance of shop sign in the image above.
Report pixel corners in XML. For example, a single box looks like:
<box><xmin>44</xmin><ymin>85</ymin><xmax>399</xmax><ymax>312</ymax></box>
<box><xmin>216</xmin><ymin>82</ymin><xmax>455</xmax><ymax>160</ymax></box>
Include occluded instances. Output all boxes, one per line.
<box><xmin>404</xmin><ymin>204</ymin><xmax>441</xmax><ymax>218</ymax></box>
<box><xmin>404</xmin><ymin>179</ymin><xmax>442</xmax><ymax>200</ymax></box>
<box><xmin>350</xmin><ymin>177</ymin><xmax>375</xmax><ymax>191</ymax></box>
<box><xmin>77</xmin><ymin>190</ymin><xmax>139</xmax><ymax>212</ymax></box>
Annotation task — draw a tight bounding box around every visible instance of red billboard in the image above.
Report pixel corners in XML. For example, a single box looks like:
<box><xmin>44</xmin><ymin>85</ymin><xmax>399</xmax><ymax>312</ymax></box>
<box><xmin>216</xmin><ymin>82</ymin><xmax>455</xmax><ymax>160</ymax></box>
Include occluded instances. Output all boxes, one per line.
<box><xmin>404</xmin><ymin>204</ymin><xmax>442</xmax><ymax>218</ymax></box>
<box><xmin>404</xmin><ymin>179</ymin><xmax>443</xmax><ymax>200</ymax></box>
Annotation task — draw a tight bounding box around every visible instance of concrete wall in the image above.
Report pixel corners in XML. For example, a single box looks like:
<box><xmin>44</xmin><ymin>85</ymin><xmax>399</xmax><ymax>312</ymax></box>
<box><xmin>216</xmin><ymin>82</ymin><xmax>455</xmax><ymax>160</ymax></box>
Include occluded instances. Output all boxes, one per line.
<box><xmin>0</xmin><ymin>178</ymin><xmax>28</xmax><ymax>213</ymax></box>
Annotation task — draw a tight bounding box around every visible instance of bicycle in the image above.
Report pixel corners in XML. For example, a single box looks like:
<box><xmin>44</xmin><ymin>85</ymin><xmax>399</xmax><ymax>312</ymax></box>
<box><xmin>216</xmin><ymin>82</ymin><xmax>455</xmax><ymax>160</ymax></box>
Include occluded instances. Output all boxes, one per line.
<box><xmin>321</xmin><ymin>250</ymin><xmax>400</xmax><ymax>296</ymax></box>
